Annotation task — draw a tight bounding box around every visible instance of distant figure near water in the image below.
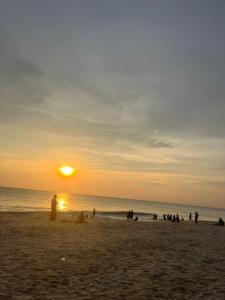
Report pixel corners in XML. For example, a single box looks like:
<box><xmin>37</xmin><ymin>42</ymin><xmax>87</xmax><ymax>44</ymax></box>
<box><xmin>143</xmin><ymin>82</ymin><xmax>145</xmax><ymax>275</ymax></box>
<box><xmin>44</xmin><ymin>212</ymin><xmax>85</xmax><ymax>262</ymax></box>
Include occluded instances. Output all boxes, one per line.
<box><xmin>167</xmin><ymin>214</ymin><xmax>172</xmax><ymax>221</ymax></box>
<box><xmin>127</xmin><ymin>210</ymin><xmax>134</xmax><ymax>221</ymax></box>
<box><xmin>92</xmin><ymin>208</ymin><xmax>96</xmax><ymax>218</ymax></box>
<box><xmin>153</xmin><ymin>213</ymin><xmax>158</xmax><ymax>220</ymax></box>
<box><xmin>217</xmin><ymin>218</ymin><xmax>224</xmax><ymax>226</ymax></box>
<box><xmin>189</xmin><ymin>213</ymin><xmax>192</xmax><ymax>221</ymax></box>
<box><xmin>195</xmin><ymin>212</ymin><xmax>199</xmax><ymax>223</ymax></box>
<box><xmin>130</xmin><ymin>210</ymin><xmax>134</xmax><ymax>220</ymax></box>
<box><xmin>50</xmin><ymin>194</ymin><xmax>57</xmax><ymax>221</ymax></box>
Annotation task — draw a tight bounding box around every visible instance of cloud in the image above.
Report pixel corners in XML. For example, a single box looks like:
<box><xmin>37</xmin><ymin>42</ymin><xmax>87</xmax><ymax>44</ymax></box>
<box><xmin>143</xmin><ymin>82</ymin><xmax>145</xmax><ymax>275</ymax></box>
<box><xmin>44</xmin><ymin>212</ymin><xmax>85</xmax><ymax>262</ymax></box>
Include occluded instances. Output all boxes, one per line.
<box><xmin>0</xmin><ymin>30</ymin><xmax>48</xmax><ymax>109</ymax></box>
<box><xmin>194</xmin><ymin>179</ymin><xmax>225</xmax><ymax>190</ymax></box>
<box><xmin>146</xmin><ymin>138</ymin><xmax>173</xmax><ymax>149</ymax></box>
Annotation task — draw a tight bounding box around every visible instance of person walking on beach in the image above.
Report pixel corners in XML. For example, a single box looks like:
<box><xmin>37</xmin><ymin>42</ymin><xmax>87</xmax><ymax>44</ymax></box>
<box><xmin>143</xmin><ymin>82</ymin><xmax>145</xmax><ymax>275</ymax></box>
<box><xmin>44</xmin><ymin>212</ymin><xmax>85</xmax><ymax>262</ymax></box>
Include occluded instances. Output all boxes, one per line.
<box><xmin>195</xmin><ymin>211</ymin><xmax>199</xmax><ymax>223</ymax></box>
<box><xmin>189</xmin><ymin>213</ymin><xmax>192</xmax><ymax>221</ymax></box>
<box><xmin>93</xmin><ymin>208</ymin><xmax>96</xmax><ymax>218</ymax></box>
<box><xmin>50</xmin><ymin>194</ymin><xmax>57</xmax><ymax>221</ymax></box>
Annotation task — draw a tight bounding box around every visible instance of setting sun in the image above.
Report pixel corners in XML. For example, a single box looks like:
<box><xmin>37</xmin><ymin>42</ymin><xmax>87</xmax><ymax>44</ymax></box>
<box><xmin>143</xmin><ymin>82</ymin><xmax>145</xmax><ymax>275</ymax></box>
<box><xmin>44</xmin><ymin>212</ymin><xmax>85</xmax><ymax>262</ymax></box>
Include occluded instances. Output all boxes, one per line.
<box><xmin>59</xmin><ymin>165</ymin><xmax>76</xmax><ymax>177</ymax></box>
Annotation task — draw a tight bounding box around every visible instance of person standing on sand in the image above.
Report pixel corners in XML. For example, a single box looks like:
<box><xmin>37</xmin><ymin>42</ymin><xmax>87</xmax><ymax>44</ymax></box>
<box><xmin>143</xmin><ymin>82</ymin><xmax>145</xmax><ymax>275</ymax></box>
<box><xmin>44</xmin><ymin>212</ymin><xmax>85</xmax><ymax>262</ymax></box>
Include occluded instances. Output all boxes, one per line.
<box><xmin>195</xmin><ymin>211</ymin><xmax>199</xmax><ymax>223</ymax></box>
<box><xmin>130</xmin><ymin>210</ymin><xmax>134</xmax><ymax>220</ymax></box>
<box><xmin>93</xmin><ymin>208</ymin><xmax>96</xmax><ymax>218</ymax></box>
<box><xmin>50</xmin><ymin>194</ymin><xmax>57</xmax><ymax>221</ymax></box>
<box><xmin>189</xmin><ymin>213</ymin><xmax>192</xmax><ymax>221</ymax></box>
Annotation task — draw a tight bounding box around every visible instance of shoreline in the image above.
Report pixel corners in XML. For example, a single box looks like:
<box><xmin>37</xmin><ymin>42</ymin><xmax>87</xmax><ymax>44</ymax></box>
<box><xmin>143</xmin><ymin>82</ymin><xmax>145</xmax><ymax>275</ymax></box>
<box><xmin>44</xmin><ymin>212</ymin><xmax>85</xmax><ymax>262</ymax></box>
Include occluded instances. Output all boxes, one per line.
<box><xmin>1</xmin><ymin>186</ymin><xmax>225</xmax><ymax>222</ymax></box>
<box><xmin>0</xmin><ymin>210</ymin><xmax>219</xmax><ymax>223</ymax></box>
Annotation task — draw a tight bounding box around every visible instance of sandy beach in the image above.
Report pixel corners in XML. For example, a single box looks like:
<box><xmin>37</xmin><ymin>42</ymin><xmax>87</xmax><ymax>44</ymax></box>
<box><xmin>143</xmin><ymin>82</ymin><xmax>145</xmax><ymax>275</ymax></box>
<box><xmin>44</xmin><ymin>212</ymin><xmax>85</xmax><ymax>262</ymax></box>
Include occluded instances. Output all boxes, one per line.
<box><xmin>1</xmin><ymin>212</ymin><xmax>225</xmax><ymax>300</ymax></box>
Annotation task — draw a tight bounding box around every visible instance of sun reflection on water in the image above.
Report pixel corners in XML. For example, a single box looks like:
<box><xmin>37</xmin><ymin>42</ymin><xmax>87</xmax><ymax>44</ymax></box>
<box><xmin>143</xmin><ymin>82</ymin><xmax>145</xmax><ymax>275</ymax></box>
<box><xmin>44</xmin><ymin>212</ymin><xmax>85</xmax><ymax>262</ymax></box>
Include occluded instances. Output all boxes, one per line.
<box><xmin>57</xmin><ymin>193</ymin><xmax>69</xmax><ymax>211</ymax></box>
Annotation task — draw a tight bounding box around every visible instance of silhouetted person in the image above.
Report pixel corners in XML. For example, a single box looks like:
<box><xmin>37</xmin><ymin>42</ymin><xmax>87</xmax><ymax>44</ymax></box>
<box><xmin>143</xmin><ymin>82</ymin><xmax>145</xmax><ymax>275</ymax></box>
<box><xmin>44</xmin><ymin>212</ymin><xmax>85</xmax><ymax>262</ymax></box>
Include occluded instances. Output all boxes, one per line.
<box><xmin>189</xmin><ymin>213</ymin><xmax>192</xmax><ymax>221</ymax></box>
<box><xmin>181</xmin><ymin>217</ymin><xmax>184</xmax><ymax>221</ymax></box>
<box><xmin>130</xmin><ymin>210</ymin><xmax>134</xmax><ymax>220</ymax></box>
<box><xmin>167</xmin><ymin>214</ymin><xmax>171</xmax><ymax>221</ymax></box>
<box><xmin>153</xmin><ymin>213</ymin><xmax>158</xmax><ymax>220</ymax></box>
<box><xmin>93</xmin><ymin>208</ymin><xmax>96</xmax><ymax>218</ymax></box>
<box><xmin>195</xmin><ymin>212</ymin><xmax>199</xmax><ymax>223</ymax></box>
<box><xmin>176</xmin><ymin>214</ymin><xmax>180</xmax><ymax>223</ymax></box>
<box><xmin>172</xmin><ymin>215</ymin><xmax>176</xmax><ymax>222</ymax></box>
<box><xmin>134</xmin><ymin>216</ymin><xmax>138</xmax><ymax>221</ymax></box>
<box><xmin>50</xmin><ymin>194</ymin><xmax>57</xmax><ymax>221</ymax></box>
<box><xmin>127</xmin><ymin>210</ymin><xmax>130</xmax><ymax>221</ymax></box>
<box><xmin>163</xmin><ymin>214</ymin><xmax>166</xmax><ymax>221</ymax></box>
<box><xmin>217</xmin><ymin>218</ymin><xmax>224</xmax><ymax>226</ymax></box>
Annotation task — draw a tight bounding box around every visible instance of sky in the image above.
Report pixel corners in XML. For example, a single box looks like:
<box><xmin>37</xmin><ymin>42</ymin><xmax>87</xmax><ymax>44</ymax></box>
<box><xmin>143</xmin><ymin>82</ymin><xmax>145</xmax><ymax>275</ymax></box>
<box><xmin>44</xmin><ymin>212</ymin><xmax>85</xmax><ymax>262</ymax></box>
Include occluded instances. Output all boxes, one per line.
<box><xmin>1</xmin><ymin>0</ymin><xmax>225</xmax><ymax>207</ymax></box>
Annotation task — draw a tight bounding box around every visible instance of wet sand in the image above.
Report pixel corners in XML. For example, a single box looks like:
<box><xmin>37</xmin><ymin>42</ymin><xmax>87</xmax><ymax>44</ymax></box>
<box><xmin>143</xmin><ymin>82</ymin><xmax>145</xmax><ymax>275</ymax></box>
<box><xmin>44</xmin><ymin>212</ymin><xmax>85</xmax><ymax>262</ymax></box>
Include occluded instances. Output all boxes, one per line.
<box><xmin>1</xmin><ymin>212</ymin><xmax>225</xmax><ymax>299</ymax></box>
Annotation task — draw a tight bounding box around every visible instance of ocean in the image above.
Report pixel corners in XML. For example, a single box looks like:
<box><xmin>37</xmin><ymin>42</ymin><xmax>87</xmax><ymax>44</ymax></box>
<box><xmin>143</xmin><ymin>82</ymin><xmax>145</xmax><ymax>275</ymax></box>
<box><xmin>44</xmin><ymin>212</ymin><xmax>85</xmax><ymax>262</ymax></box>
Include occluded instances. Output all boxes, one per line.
<box><xmin>0</xmin><ymin>186</ymin><xmax>224</xmax><ymax>222</ymax></box>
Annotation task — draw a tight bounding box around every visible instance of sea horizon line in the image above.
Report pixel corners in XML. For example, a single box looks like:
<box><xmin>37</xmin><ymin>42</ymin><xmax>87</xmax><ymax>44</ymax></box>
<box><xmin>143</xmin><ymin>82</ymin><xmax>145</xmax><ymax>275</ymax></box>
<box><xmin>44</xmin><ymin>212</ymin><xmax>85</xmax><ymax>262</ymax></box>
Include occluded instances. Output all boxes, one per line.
<box><xmin>1</xmin><ymin>185</ymin><xmax>225</xmax><ymax>212</ymax></box>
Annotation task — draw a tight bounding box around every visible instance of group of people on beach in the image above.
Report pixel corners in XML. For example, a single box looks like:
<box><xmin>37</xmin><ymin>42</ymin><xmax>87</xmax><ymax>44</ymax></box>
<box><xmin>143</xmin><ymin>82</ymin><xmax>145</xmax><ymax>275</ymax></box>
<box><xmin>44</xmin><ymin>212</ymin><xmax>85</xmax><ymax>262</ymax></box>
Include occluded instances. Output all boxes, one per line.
<box><xmin>189</xmin><ymin>212</ymin><xmax>199</xmax><ymax>223</ymax></box>
<box><xmin>163</xmin><ymin>213</ymin><xmax>182</xmax><ymax>223</ymax></box>
<box><xmin>126</xmin><ymin>210</ymin><xmax>139</xmax><ymax>221</ymax></box>
<box><xmin>126</xmin><ymin>210</ymin><xmax>138</xmax><ymax>221</ymax></box>
<box><xmin>127</xmin><ymin>210</ymin><xmax>134</xmax><ymax>220</ymax></box>
<box><xmin>163</xmin><ymin>212</ymin><xmax>200</xmax><ymax>223</ymax></box>
<box><xmin>49</xmin><ymin>194</ymin><xmax>225</xmax><ymax>227</ymax></box>
<box><xmin>49</xmin><ymin>195</ymin><xmax>96</xmax><ymax>222</ymax></box>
